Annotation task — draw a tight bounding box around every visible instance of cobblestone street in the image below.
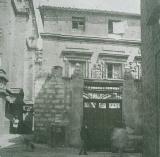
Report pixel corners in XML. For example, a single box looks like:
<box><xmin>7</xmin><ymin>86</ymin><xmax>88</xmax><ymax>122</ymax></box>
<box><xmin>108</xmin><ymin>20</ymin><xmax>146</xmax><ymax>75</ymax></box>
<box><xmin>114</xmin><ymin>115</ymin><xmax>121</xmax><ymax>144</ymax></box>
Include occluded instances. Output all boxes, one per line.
<box><xmin>0</xmin><ymin>134</ymin><xmax>141</xmax><ymax>157</ymax></box>
<box><xmin>0</xmin><ymin>148</ymin><xmax>142</xmax><ymax>157</ymax></box>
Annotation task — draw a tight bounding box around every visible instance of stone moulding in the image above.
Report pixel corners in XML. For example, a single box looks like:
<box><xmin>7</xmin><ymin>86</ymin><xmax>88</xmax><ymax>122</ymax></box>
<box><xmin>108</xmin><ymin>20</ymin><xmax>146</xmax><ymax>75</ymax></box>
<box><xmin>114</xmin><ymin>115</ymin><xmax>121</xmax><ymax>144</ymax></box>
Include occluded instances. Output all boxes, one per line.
<box><xmin>41</xmin><ymin>33</ymin><xmax>141</xmax><ymax>46</ymax></box>
<box><xmin>0</xmin><ymin>69</ymin><xmax>8</xmax><ymax>82</ymax></box>
<box><xmin>0</xmin><ymin>69</ymin><xmax>8</xmax><ymax>95</ymax></box>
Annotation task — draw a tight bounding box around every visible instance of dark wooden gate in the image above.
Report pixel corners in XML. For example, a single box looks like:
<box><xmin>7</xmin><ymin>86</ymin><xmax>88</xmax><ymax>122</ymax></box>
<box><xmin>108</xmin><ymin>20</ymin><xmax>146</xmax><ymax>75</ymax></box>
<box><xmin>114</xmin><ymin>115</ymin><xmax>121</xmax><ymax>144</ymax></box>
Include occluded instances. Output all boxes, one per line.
<box><xmin>83</xmin><ymin>81</ymin><xmax>123</xmax><ymax>151</ymax></box>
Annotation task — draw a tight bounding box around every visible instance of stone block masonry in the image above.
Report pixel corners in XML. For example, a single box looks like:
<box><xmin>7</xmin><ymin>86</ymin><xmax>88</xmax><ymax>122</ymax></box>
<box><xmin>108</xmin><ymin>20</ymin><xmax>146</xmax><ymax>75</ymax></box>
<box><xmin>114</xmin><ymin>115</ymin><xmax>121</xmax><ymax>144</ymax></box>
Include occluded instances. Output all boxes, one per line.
<box><xmin>34</xmin><ymin>66</ymin><xmax>84</xmax><ymax>146</ymax></box>
<box><xmin>35</xmin><ymin>69</ymin><xmax>66</xmax><ymax>127</ymax></box>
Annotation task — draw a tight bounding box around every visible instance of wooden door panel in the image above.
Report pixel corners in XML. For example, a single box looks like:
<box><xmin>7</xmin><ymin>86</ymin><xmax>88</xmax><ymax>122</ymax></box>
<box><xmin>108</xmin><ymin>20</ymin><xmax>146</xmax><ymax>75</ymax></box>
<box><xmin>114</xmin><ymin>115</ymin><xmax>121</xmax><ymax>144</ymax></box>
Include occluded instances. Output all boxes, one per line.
<box><xmin>83</xmin><ymin>99</ymin><xmax>122</xmax><ymax>151</ymax></box>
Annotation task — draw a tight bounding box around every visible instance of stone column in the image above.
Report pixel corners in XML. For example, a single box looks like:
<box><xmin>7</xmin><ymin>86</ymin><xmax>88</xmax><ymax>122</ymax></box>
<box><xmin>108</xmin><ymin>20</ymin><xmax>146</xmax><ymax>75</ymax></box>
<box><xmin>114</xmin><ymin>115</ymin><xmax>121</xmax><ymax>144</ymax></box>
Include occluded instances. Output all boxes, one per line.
<box><xmin>123</xmin><ymin>67</ymin><xmax>142</xmax><ymax>131</ymax></box>
<box><xmin>69</xmin><ymin>63</ymin><xmax>84</xmax><ymax>147</ymax></box>
<box><xmin>0</xmin><ymin>69</ymin><xmax>9</xmax><ymax>134</ymax></box>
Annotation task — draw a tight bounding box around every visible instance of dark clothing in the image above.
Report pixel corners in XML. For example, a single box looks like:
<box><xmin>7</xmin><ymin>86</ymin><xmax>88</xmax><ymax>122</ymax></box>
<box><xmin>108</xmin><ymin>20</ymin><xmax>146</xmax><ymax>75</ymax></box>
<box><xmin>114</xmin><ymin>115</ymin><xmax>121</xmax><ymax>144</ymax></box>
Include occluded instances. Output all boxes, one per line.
<box><xmin>24</xmin><ymin>113</ymin><xmax>33</xmax><ymax>134</ymax></box>
<box><xmin>80</xmin><ymin>126</ymin><xmax>89</xmax><ymax>141</ymax></box>
<box><xmin>79</xmin><ymin>140</ymin><xmax>88</xmax><ymax>155</ymax></box>
<box><xmin>79</xmin><ymin>125</ymin><xmax>89</xmax><ymax>155</ymax></box>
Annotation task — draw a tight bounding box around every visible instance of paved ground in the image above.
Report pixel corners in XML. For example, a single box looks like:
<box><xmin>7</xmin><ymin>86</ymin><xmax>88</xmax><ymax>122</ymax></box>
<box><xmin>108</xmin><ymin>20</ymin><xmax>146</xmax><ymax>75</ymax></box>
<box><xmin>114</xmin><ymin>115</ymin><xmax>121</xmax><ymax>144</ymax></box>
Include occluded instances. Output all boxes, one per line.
<box><xmin>0</xmin><ymin>134</ymin><xmax>142</xmax><ymax>157</ymax></box>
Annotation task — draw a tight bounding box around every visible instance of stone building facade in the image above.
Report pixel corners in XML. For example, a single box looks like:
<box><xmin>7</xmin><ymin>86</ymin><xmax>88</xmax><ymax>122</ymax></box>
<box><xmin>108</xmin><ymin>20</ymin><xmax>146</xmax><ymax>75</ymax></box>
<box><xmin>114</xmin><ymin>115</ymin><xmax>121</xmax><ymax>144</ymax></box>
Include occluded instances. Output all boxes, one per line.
<box><xmin>0</xmin><ymin>0</ymin><xmax>142</xmax><ymax>149</ymax></box>
<box><xmin>141</xmin><ymin>0</ymin><xmax>160</xmax><ymax>156</ymax></box>
<box><xmin>0</xmin><ymin>0</ymin><xmax>41</xmax><ymax>133</ymax></box>
<box><xmin>33</xmin><ymin>1</ymin><xmax>142</xmax><ymax>148</ymax></box>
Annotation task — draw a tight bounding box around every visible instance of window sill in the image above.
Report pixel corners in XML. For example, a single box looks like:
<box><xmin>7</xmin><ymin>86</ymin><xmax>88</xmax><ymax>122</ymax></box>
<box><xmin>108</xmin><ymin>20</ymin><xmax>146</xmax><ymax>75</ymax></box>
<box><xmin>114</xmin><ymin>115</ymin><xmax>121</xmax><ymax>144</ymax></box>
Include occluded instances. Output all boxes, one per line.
<box><xmin>64</xmin><ymin>76</ymin><xmax>124</xmax><ymax>81</ymax></box>
<box><xmin>106</xmin><ymin>78</ymin><xmax>124</xmax><ymax>81</ymax></box>
<box><xmin>72</xmin><ymin>29</ymin><xmax>85</xmax><ymax>32</ymax></box>
<box><xmin>108</xmin><ymin>33</ymin><xmax>123</xmax><ymax>39</ymax></box>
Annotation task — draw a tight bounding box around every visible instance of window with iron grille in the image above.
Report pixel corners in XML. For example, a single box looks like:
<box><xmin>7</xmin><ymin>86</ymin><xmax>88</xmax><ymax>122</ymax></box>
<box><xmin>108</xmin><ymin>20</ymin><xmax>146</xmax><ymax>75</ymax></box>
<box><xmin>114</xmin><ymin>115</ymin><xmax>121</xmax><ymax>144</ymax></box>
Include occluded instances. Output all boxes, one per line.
<box><xmin>72</xmin><ymin>17</ymin><xmax>85</xmax><ymax>31</ymax></box>
<box><xmin>106</xmin><ymin>63</ymin><xmax>122</xmax><ymax>79</ymax></box>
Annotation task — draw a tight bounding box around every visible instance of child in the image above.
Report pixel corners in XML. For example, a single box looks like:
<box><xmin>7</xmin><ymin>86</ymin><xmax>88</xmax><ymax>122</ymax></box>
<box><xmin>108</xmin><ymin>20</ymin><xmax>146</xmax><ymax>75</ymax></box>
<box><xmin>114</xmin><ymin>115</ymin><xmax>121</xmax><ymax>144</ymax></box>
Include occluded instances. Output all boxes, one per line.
<box><xmin>13</xmin><ymin>116</ymin><xmax>19</xmax><ymax>134</ymax></box>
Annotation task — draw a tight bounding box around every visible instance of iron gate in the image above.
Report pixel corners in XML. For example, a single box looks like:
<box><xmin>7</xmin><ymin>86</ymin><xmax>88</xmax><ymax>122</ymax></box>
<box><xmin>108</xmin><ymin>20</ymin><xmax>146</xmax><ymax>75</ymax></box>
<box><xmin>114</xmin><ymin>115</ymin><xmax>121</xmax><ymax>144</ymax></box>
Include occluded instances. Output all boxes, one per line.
<box><xmin>83</xmin><ymin>80</ymin><xmax>123</xmax><ymax>151</ymax></box>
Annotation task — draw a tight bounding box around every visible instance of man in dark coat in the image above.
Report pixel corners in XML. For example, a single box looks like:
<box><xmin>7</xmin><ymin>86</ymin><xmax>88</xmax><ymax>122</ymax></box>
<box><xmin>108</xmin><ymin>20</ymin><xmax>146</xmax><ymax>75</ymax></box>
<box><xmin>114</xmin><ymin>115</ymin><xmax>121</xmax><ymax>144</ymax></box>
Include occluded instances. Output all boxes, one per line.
<box><xmin>79</xmin><ymin>123</ymin><xmax>89</xmax><ymax>155</ymax></box>
<box><xmin>24</xmin><ymin>111</ymin><xmax>33</xmax><ymax>134</ymax></box>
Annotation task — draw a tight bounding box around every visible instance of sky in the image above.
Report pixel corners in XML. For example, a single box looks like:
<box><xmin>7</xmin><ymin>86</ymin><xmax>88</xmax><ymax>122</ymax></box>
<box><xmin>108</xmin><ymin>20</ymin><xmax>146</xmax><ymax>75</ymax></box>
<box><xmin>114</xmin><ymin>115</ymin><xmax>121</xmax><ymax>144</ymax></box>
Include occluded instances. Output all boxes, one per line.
<box><xmin>39</xmin><ymin>0</ymin><xmax>140</xmax><ymax>14</ymax></box>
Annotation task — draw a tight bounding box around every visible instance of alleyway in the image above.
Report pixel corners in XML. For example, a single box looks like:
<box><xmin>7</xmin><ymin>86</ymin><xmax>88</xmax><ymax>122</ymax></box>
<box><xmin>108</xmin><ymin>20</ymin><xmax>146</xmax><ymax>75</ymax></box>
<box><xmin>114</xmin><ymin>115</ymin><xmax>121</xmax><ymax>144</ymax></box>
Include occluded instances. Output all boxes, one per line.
<box><xmin>0</xmin><ymin>134</ymin><xmax>142</xmax><ymax>157</ymax></box>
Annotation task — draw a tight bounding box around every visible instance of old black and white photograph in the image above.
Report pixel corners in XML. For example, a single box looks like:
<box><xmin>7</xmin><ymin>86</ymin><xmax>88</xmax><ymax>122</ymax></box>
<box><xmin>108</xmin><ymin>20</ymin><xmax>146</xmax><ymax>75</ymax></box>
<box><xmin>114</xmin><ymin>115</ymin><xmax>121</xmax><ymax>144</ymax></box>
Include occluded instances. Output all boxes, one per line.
<box><xmin>0</xmin><ymin>0</ymin><xmax>156</xmax><ymax>156</ymax></box>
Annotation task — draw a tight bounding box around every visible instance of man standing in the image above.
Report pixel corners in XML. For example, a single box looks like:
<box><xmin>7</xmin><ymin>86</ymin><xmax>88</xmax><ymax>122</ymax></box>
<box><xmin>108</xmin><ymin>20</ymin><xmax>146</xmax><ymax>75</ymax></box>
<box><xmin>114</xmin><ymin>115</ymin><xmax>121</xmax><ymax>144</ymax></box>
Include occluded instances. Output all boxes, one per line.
<box><xmin>79</xmin><ymin>123</ymin><xmax>89</xmax><ymax>155</ymax></box>
<box><xmin>24</xmin><ymin>111</ymin><xmax>33</xmax><ymax>134</ymax></box>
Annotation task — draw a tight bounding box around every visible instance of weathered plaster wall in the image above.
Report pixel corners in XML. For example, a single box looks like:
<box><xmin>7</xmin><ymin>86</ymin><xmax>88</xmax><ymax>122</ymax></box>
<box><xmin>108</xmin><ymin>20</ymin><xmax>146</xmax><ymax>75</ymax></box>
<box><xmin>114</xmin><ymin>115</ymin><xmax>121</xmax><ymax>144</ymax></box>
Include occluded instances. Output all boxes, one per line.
<box><xmin>43</xmin><ymin>9</ymin><xmax>141</xmax><ymax>40</ymax></box>
<box><xmin>0</xmin><ymin>1</ymin><xmax>26</xmax><ymax>89</ymax></box>
<box><xmin>0</xmin><ymin>0</ymin><xmax>39</xmax><ymax>103</ymax></box>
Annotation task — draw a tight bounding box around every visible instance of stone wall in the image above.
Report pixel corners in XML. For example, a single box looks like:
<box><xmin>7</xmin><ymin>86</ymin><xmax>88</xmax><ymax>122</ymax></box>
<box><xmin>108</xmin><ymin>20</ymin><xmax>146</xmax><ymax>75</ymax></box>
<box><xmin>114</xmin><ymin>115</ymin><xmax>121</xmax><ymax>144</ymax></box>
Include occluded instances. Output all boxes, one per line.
<box><xmin>123</xmin><ymin>69</ymin><xmax>142</xmax><ymax>133</ymax></box>
<box><xmin>39</xmin><ymin>8</ymin><xmax>141</xmax><ymax>77</ymax></box>
<box><xmin>43</xmin><ymin>9</ymin><xmax>141</xmax><ymax>41</ymax></box>
<box><xmin>0</xmin><ymin>0</ymin><xmax>39</xmax><ymax>103</ymax></box>
<box><xmin>34</xmin><ymin>66</ymin><xmax>84</xmax><ymax>146</ymax></box>
<box><xmin>40</xmin><ymin>39</ymin><xmax>140</xmax><ymax>78</ymax></box>
<box><xmin>141</xmin><ymin>0</ymin><xmax>160</xmax><ymax>156</ymax></box>
<box><xmin>68</xmin><ymin>74</ymin><xmax>84</xmax><ymax>146</ymax></box>
<box><xmin>34</xmin><ymin>66</ymin><xmax>69</xmax><ymax>142</ymax></box>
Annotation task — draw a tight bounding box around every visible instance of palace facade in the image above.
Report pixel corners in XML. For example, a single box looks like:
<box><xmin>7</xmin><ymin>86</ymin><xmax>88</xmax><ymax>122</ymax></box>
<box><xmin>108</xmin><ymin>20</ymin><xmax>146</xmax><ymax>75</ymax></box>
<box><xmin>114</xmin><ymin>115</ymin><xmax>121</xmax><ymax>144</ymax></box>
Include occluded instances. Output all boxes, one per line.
<box><xmin>0</xmin><ymin>0</ymin><xmax>141</xmax><ymax>150</ymax></box>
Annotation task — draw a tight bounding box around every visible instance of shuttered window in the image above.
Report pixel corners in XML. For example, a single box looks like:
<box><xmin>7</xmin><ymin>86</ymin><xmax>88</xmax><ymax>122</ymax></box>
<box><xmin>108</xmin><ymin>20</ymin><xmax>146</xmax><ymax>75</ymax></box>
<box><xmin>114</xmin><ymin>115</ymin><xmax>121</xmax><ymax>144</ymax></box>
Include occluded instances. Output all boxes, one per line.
<box><xmin>72</xmin><ymin>17</ymin><xmax>85</xmax><ymax>31</ymax></box>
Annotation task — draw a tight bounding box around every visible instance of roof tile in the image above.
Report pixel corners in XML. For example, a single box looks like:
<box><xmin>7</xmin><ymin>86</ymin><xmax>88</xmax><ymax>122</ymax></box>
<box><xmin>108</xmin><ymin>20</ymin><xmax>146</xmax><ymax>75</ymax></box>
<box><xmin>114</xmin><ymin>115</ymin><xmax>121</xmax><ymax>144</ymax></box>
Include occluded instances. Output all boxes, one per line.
<box><xmin>39</xmin><ymin>0</ymin><xmax>140</xmax><ymax>15</ymax></box>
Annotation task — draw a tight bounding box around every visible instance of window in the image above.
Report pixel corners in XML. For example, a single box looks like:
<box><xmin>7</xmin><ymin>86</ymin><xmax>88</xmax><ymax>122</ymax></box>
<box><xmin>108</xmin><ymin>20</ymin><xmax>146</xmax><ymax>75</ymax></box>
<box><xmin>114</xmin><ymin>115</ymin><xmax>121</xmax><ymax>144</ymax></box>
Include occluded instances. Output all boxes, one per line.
<box><xmin>72</xmin><ymin>17</ymin><xmax>85</xmax><ymax>31</ymax></box>
<box><xmin>106</xmin><ymin>63</ymin><xmax>122</xmax><ymax>79</ymax></box>
<box><xmin>108</xmin><ymin>19</ymin><xmax>126</xmax><ymax>34</ymax></box>
<box><xmin>65</xmin><ymin>60</ymin><xmax>87</xmax><ymax>78</ymax></box>
<box><xmin>107</xmin><ymin>63</ymin><xmax>113</xmax><ymax>78</ymax></box>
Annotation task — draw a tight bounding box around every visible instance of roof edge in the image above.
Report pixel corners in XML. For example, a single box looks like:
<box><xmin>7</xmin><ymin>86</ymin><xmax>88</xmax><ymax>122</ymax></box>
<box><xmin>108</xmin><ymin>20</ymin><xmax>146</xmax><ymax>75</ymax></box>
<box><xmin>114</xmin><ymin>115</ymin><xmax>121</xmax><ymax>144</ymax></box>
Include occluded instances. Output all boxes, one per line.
<box><xmin>39</xmin><ymin>5</ymin><xmax>141</xmax><ymax>18</ymax></box>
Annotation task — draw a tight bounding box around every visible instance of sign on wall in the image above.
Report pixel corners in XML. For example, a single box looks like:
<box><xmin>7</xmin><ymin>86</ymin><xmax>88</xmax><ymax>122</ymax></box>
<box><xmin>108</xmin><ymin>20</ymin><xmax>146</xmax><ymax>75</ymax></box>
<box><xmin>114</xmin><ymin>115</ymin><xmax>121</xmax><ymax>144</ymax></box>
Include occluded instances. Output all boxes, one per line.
<box><xmin>109</xmin><ymin>103</ymin><xmax>120</xmax><ymax>109</ymax></box>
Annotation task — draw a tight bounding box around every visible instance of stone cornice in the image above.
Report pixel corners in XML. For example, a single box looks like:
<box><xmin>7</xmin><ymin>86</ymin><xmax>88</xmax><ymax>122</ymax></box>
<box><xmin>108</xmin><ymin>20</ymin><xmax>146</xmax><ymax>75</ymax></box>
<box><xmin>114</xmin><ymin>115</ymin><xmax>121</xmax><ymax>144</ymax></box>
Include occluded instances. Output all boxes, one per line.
<box><xmin>99</xmin><ymin>53</ymin><xmax>129</xmax><ymax>59</ymax></box>
<box><xmin>62</xmin><ymin>50</ymin><xmax>93</xmax><ymax>56</ymax></box>
<box><xmin>41</xmin><ymin>33</ymin><xmax>141</xmax><ymax>46</ymax></box>
<box><xmin>84</xmin><ymin>79</ymin><xmax>124</xmax><ymax>86</ymax></box>
<box><xmin>0</xmin><ymin>69</ymin><xmax>8</xmax><ymax>82</ymax></box>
